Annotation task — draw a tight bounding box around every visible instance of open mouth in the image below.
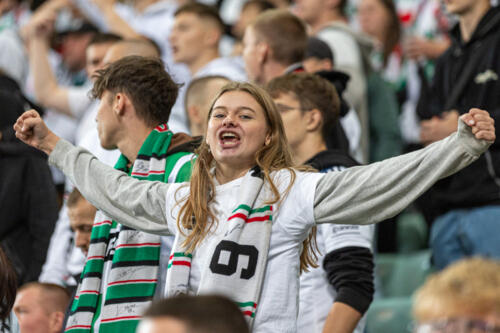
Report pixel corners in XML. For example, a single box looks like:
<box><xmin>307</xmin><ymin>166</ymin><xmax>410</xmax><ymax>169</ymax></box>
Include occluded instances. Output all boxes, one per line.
<box><xmin>219</xmin><ymin>131</ymin><xmax>241</xmax><ymax>147</ymax></box>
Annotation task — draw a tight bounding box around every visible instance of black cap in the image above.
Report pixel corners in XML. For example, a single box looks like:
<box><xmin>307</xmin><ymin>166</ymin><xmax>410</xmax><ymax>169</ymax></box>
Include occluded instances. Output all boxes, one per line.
<box><xmin>305</xmin><ymin>37</ymin><xmax>335</xmax><ymax>65</ymax></box>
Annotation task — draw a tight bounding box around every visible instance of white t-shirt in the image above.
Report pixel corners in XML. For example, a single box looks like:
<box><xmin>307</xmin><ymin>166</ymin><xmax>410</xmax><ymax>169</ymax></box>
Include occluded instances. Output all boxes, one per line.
<box><xmin>195</xmin><ymin>56</ymin><xmax>248</xmax><ymax>82</ymax></box>
<box><xmin>298</xmin><ymin>223</ymin><xmax>374</xmax><ymax>333</ymax></box>
<box><xmin>165</xmin><ymin>170</ymin><xmax>323</xmax><ymax>333</ymax></box>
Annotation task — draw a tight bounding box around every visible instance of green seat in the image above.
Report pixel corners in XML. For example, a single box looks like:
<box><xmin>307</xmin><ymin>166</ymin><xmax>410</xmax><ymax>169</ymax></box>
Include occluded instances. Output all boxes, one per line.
<box><xmin>397</xmin><ymin>212</ymin><xmax>428</xmax><ymax>253</ymax></box>
<box><xmin>366</xmin><ymin>297</ymin><xmax>414</xmax><ymax>333</ymax></box>
<box><xmin>375</xmin><ymin>250</ymin><xmax>432</xmax><ymax>298</ymax></box>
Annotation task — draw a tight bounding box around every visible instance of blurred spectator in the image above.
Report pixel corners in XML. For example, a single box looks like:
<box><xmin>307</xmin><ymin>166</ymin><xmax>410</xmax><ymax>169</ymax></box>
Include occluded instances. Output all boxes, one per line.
<box><xmin>0</xmin><ymin>245</ymin><xmax>17</xmax><ymax>332</ymax></box>
<box><xmin>413</xmin><ymin>257</ymin><xmax>500</xmax><ymax>332</ymax></box>
<box><xmin>137</xmin><ymin>295</ymin><xmax>249</xmax><ymax>333</ymax></box>
<box><xmin>267</xmin><ymin>72</ymin><xmax>374</xmax><ymax>333</ymax></box>
<box><xmin>185</xmin><ymin>75</ymin><xmax>230</xmax><ymax>136</ymax></box>
<box><xmin>28</xmin><ymin>28</ymin><xmax>121</xmax><ymax>121</ymax></box>
<box><xmin>358</xmin><ymin>0</ymin><xmax>402</xmax><ymax>86</ymax></box>
<box><xmin>397</xmin><ymin>0</ymin><xmax>451</xmax><ymax>145</ymax></box>
<box><xmin>416</xmin><ymin>0</ymin><xmax>500</xmax><ymax>269</ymax></box>
<box><xmin>66</xmin><ymin>189</ymin><xmax>96</xmax><ymax>257</ymax></box>
<box><xmin>242</xmin><ymin>9</ymin><xmax>307</xmax><ymax>84</ymax></box>
<box><xmin>0</xmin><ymin>73</ymin><xmax>59</xmax><ymax>286</ymax></box>
<box><xmin>169</xmin><ymin>3</ymin><xmax>247</xmax><ymax>80</ymax></box>
<box><xmin>304</xmin><ymin>36</ymin><xmax>363</xmax><ymax>162</ymax></box>
<box><xmin>295</xmin><ymin>0</ymin><xmax>372</xmax><ymax>162</ymax></box>
<box><xmin>69</xmin><ymin>0</ymin><xmax>191</xmax><ymax>133</ymax></box>
<box><xmin>13</xmin><ymin>282</ymin><xmax>70</xmax><ymax>333</ymax></box>
<box><xmin>231</xmin><ymin>0</ymin><xmax>275</xmax><ymax>55</ymax></box>
<box><xmin>0</xmin><ymin>0</ymin><xmax>28</xmax><ymax>87</ymax></box>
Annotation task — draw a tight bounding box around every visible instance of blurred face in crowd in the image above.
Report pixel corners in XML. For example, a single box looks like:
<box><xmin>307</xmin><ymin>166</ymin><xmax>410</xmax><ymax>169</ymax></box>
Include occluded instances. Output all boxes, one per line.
<box><xmin>68</xmin><ymin>198</ymin><xmax>96</xmax><ymax>256</ymax></box>
<box><xmin>60</xmin><ymin>32</ymin><xmax>93</xmax><ymax>72</ymax></box>
<box><xmin>137</xmin><ymin>317</ymin><xmax>188</xmax><ymax>333</ymax></box>
<box><xmin>86</xmin><ymin>42</ymin><xmax>115</xmax><ymax>81</ymax></box>
<box><xmin>294</xmin><ymin>0</ymin><xmax>324</xmax><ymax>25</ymax></box>
<box><xmin>96</xmin><ymin>90</ymin><xmax>121</xmax><ymax>150</ymax></box>
<box><xmin>169</xmin><ymin>12</ymin><xmax>219</xmax><ymax>69</ymax></box>
<box><xmin>272</xmin><ymin>92</ymin><xmax>308</xmax><ymax>152</ymax></box>
<box><xmin>232</xmin><ymin>3</ymin><xmax>263</xmax><ymax>40</ymax></box>
<box><xmin>14</xmin><ymin>287</ymin><xmax>56</xmax><ymax>333</ymax></box>
<box><xmin>242</xmin><ymin>26</ymin><xmax>265</xmax><ymax>84</ymax></box>
<box><xmin>443</xmin><ymin>0</ymin><xmax>487</xmax><ymax>16</ymax></box>
<box><xmin>206</xmin><ymin>91</ymin><xmax>270</xmax><ymax>171</ymax></box>
<box><xmin>0</xmin><ymin>0</ymin><xmax>16</xmax><ymax>16</ymax></box>
<box><xmin>358</xmin><ymin>0</ymin><xmax>391</xmax><ymax>40</ymax></box>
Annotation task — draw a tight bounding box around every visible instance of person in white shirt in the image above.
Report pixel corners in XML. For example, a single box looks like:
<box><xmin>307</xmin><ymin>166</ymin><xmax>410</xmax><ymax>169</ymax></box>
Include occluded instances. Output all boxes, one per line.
<box><xmin>267</xmin><ymin>72</ymin><xmax>374</xmax><ymax>333</ymax></box>
<box><xmin>169</xmin><ymin>2</ymin><xmax>247</xmax><ymax>81</ymax></box>
<box><xmin>14</xmin><ymin>81</ymin><xmax>495</xmax><ymax>332</ymax></box>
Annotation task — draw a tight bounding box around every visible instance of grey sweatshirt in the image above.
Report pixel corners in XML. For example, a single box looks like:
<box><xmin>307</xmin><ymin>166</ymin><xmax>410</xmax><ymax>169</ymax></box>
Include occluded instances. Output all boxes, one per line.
<box><xmin>49</xmin><ymin>119</ymin><xmax>490</xmax><ymax>234</ymax></box>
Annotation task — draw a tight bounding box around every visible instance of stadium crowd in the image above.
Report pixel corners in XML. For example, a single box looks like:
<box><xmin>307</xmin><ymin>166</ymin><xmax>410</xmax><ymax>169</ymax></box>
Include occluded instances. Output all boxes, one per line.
<box><xmin>1</xmin><ymin>0</ymin><xmax>499</xmax><ymax>332</ymax></box>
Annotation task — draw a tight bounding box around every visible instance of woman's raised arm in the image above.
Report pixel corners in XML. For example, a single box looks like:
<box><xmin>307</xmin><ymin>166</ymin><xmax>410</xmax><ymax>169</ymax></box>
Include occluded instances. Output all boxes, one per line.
<box><xmin>313</xmin><ymin>109</ymin><xmax>495</xmax><ymax>225</ymax></box>
<box><xmin>14</xmin><ymin>110</ymin><xmax>174</xmax><ymax>235</ymax></box>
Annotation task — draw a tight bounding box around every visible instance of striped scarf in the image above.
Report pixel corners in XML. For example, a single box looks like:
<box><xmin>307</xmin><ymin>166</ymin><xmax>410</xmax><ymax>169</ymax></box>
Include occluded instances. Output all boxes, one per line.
<box><xmin>65</xmin><ymin>124</ymin><xmax>194</xmax><ymax>333</ymax></box>
<box><xmin>166</xmin><ymin>166</ymin><xmax>273</xmax><ymax>329</ymax></box>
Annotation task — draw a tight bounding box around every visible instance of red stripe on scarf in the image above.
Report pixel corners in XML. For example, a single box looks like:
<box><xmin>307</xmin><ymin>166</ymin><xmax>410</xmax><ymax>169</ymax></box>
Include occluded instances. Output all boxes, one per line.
<box><xmin>107</xmin><ymin>279</ymin><xmax>158</xmax><ymax>286</ymax></box>
<box><xmin>246</xmin><ymin>215</ymin><xmax>271</xmax><ymax>223</ymax></box>
<box><xmin>101</xmin><ymin>315</ymin><xmax>142</xmax><ymax>323</ymax></box>
<box><xmin>171</xmin><ymin>261</ymin><xmax>191</xmax><ymax>267</ymax></box>
<box><xmin>115</xmin><ymin>243</ymin><xmax>161</xmax><ymax>248</ymax></box>
<box><xmin>228</xmin><ymin>213</ymin><xmax>248</xmax><ymax>221</ymax></box>
<box><xmin>94</xmin><ymin>220</ymin><xmax>112</xmax><ymax>226</ymax></box>
<box><xmin>131</xmin><ymin>170</ymin><xmax>165</xmax><ymax>177</ymax></box>
<box><xmin>87</xmin><ymin>256</ymin><xmax>105</xmax><ymax>260</ymax></box>
<box><xmin>65</xmin><ymin>324</ymin><xmax>92</xmax><ymax>331</ymax></box>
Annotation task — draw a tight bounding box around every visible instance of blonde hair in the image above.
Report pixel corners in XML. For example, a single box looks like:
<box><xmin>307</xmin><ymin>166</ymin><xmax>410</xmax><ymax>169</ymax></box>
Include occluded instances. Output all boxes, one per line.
<box><xmin>413</xmin><ymin>257</ymin><xmax>500</xmax><ymax>322</ymax></box>
<box><xmin>177</xmin><ymin>81</ymin><xmax>318</xmax><ymax>272</ymax></box>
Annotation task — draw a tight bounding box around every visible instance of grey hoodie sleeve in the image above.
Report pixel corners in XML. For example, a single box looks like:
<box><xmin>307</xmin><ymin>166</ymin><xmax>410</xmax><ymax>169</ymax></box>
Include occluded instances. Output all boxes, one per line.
<box><xmin>314</xmin><ymin>119</ymin><xmax>491</xmax><ymax>225</ymax></box>
<box><xmin>49</xmin><ymin>139</ymin><xmax>173</xmax><ymax>236</ymax></box>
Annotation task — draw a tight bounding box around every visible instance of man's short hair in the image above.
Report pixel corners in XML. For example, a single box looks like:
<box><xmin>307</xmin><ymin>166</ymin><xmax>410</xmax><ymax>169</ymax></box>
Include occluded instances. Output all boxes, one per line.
<box><xmin>91</xmin><ymin>56</ymin><xmax>179</xmax><ymax>127</ymax></box>
<box><xmin>305</xmin><ymin>37</ymin><xmax>334</xmax><ymax>66</ymax></box>
<box><xmin>18</xmin><ymin>282</ymin><xmax>71</xmax><ymax>314</ymax></box>
<box><xmin>413</xmin><ymin>257</ymin><xmax>500</xmax><ymax>322</ymax></box>
<box><xmin>184</xmin><ymin>75</ymin><xmax>230</xmax><ymax>111</ymax></box>
<box><xmin>251</xmin><ymin>9</ymin><xmax>307</xmax><ymax>66</ymax></box>
<box><xmin>266</xmin><ymin>72</ymin><xmax>340</xmax><ymax>141</ymax></box>
<box><xmin>67</xmin><ymin>188</ymin><xmax>84</xmax><ymax>209</ymax></box>
<box><xmin>144</xmin><ymin>294</ymin><xmax>249</xmax><ymax>333</ymax></box>
<box><xmin>242</xmin><ymin>0</ymin><xmax>275</xmax><ymax>13</ymax></box>
<box><xmin>88</xmin><ymin>33</ymin><xmax>123</xmax><ymax>47</ymax></box>
<box><xmin>174</xmin><ymin>3</ymin><xmax>225</xmax><ymax>33</ymax></box>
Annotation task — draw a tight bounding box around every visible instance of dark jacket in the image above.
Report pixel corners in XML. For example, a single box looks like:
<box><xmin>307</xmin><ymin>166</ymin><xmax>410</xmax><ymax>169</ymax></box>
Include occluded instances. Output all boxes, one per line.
<box><xmin>305</xmin><ymin>150</ymin><xmax>374</xmax><ymax>314</ymax></box>
<box><xmin>417</xmin><ymin>6</ymin><xmax>500</xmax><ymax>220</ymax></box>
<box><xmin>0</xmin><ymin>74</ymin><xmax>58</xmax><ymax>285</ymax></box>
<box><xmin>0</xmin><ymin>141</ymin><xmax>59</xmax><ymax>285</ymax></box>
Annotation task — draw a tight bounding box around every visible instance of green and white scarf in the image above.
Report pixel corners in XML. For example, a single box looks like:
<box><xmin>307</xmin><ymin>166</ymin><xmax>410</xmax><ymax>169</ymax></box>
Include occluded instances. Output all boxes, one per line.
<box><xmin>166</xmin><ymin>166</ymin><xmax>273</xmax><ymax>329</ymax></box>
<box><xmin>65</xmin><ymin>124</ymin><xmax>194</xmax><ymax>333</ymax></box>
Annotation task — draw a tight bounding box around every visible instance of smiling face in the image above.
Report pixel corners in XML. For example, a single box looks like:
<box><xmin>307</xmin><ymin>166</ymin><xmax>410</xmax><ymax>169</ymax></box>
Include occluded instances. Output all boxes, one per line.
<box><xmin>206</xmin><ymin>90</ymin><xmax>270</xmax><ymax>172</ymax></box>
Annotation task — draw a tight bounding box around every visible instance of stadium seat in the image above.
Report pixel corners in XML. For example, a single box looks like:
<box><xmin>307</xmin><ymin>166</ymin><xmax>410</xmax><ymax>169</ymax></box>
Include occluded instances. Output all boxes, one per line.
<box><xmin>366</xmin><ymin>297</ymin><xmax>414</xmax><ymax>333</ymax></box>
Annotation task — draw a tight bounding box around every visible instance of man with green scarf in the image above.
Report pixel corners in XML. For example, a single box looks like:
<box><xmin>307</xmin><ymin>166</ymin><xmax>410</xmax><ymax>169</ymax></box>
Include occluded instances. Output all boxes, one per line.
<box><xmin>64</xmin><ymin>55</ymin><xmax>197</xmax><ymax>333</ymax></box>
